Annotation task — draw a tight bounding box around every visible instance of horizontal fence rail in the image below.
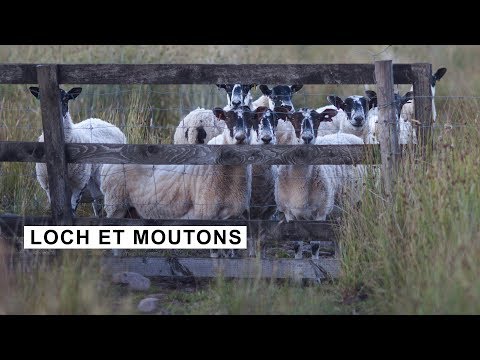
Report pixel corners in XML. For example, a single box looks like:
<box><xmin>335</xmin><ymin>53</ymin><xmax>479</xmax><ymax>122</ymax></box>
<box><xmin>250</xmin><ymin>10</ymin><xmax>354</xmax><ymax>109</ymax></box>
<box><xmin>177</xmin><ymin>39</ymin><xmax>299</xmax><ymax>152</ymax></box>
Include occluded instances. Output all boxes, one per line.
<box><xmin>0</xmin><ymin>64</ymin><xmax>416</xmax><ymax>84</ymax></box>
<box><xmin>102</xmin><ymin>256</ymin><xmax>340</xmax><ymax>281</ymax></box>
<box><xmin>0</xmin><ymin>142</ymin><xmax>381</xmax><ymax>165</ymax></box>
<box><xmin>0</xmin><ymin>215</ymin><xmax>336</xmax><ymax>240</ymax></box>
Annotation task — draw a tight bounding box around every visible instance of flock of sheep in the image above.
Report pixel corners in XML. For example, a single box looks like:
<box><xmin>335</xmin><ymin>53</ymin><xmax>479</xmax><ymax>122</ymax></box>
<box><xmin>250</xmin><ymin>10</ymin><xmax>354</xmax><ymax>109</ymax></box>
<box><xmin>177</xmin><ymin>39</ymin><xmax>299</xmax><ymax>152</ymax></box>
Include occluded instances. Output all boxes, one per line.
<box><xmin>28</xmin><ymin>67</ymin><xmax>446</xmax><ymax>257</ymax></box>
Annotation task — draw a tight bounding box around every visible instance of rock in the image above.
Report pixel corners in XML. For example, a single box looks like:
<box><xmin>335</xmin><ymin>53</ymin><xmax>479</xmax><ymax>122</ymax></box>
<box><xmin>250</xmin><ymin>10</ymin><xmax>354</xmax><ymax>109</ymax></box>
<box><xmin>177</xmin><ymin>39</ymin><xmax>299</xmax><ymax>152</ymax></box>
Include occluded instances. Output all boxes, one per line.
<box><xmin>137</xmin><ymin>298</ymin><xmax>159</xmax><ymax>313</ymax></box>
<box><xmin>112</xmin><ymin>271</ymin><xmax>151</xmax><ymax>291</ymax></box>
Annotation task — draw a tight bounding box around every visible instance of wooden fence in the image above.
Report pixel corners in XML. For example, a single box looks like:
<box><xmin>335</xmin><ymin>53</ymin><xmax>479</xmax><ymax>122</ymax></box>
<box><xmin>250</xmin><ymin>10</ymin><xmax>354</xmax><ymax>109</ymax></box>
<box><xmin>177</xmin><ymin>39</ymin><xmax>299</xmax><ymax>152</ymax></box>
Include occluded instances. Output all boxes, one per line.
<box><xmin>0</xmin><ymin>61</ymin><xmax>433</xmax><ymax>281</ymax></box>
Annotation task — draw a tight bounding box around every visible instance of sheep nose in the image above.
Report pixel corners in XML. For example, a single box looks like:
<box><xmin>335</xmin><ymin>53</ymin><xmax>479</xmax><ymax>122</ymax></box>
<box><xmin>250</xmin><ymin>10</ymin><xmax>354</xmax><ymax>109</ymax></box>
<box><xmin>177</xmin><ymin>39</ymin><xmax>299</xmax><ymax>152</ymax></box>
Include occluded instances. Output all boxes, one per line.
<box><xmin>235</xmin><ymin>132</ymin><xmax>246</xmax><ymax>143</ymax></box>
<box><xmin>261</xmin><ymin>135</ymin><xmax>272</xmax><ymax>144</ymax></box>
<box><xmin>231</xmin><ymin>100</ymin><xmax>241</xmax><ymax>108</ymax></box>
<box><xmin>302</xmin><ymin>133</ymin><xmax>313</xmax><ymax>144</ymax></box>
<box><xmin>354</xmin><ymin>115</ymin><xmax>364</xmax><ymax>124</ymax></box>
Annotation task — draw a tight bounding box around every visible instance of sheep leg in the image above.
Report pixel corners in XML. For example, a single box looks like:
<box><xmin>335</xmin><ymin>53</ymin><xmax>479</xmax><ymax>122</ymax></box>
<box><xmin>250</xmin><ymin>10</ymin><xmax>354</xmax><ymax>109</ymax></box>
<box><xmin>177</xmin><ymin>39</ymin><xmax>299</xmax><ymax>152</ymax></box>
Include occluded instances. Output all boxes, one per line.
<box><xmin>293</xmin><ymin>241</ymin><xmax>303</xmax><ymax>259</ymax></box>
<box><xmin>247</xmin><ymin>237</ymin><xmax>256</xmax><ymax>257</ymax></box>
<box><xmin>70</xmin><ymin>188</ymin><xmax>84</xmax><ymax>215</ymax></box>
<box><xmin>310</xmin><ymin>241</ymin><xmax>321</xmax><ymax>260</ymax></box>
<box><xmin>91</xmin><ymin>199</ymin><xmax>103</xmax><ymax>217</ymax></box>
<box><xmin>210</xmin><ymin>249</ymin><xmax>220</xmax><ymax>258</ymax></box>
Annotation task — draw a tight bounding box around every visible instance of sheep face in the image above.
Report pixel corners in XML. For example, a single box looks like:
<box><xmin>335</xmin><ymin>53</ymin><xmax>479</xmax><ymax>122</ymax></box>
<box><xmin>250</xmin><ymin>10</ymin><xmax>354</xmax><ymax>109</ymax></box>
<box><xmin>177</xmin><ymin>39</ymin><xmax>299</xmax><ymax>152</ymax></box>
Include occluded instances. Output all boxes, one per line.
<box><xmin>252</xmin><ymin>106</ymin><xmax>277</xmax><ymax>144</ymax></box>
<box><xmin>327</xmin><ymin>95</ymin><xmax>370</xmax><ymax>129</ymax></box>
<box><xmin>365</xmin><ymin>90</ymin><xmax>413</xmax><ymax>120</ymax></box>
<box><xmin>29</xmin><ymin>86</ymin><xmax>82</xmax><ymax>118</ymax></box>
<box><xmin>214</xmin><ymin>106</ymin><xmax>253</xmax><ymax>144</ymax></box>
<box><xmin>288</xmin><ymin>108</ymin><xmax>337</xmax><ymax>144</ymax></box>
<box><xmin>216</xmin><ymin>84</ymin><xmax>255</xmax><ymax>109</ymax></box>
<box><xmin>259</xmin><ymin>84</ymin><xmax>303</xmax><ymax>111</ymax></box>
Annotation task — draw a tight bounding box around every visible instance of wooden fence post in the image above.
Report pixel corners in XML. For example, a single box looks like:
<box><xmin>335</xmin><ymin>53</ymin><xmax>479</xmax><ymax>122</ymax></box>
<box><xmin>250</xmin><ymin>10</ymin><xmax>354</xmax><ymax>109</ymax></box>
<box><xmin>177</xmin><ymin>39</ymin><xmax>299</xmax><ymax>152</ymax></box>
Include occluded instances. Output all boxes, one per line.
<box><xmin>411</xmin><ymin>63</ymin><xmax>433</xmax><ymax>157</ymax></box>
<box><xmin>375</xmin><ymin>60</ymin><xmax>399</xmax><ymax>197</ymax></box>
<box><xmin>36</xmin><ymin>64</ymin><xmax>73</xmax><ymax>225</ymax></box>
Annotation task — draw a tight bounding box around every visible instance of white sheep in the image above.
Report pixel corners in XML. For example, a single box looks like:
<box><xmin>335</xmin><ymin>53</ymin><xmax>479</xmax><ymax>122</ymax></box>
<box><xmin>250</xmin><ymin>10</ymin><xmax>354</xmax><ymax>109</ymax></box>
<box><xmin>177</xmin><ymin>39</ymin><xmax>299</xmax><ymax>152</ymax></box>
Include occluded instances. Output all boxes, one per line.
<box><xmin>364</xmin><ymin>90</ymin><xmax>416</xmax><ymax>145</ymax></box>
<box><xmin>172</xmin><ymin>84</ymin><xmax>255</xmax><ymax>145</ymax></box>
<box><xmin>29</xmin><ymin>87</ymin><xmax>127</xmax><ymax>216</ymax></box>
<box><xmin>173</xmin><ymin>107</ymin><xmax>226</xmax><ymax>145</ymax></box>
<box><xmin>401</xmin><ymin>67</ymin><xmax>447</xmax><ymax>123</ymax></box>
<box><xmin>248</xmin><ymin>107</ymin><xmax>278</xmax><ymax>220</ymax></box>
<box><xmin>241</xmin><ymin>107</ymin><xmax>281</xmax><ymax>253</ymax></box>
<box><xmin>101</xmin><ymin>106</ymin><xmax>254</xmax><ymax>256</ymax></box>
<box><xmin>216</xmin><ymin>83</ymin><xmax>256</xmax><ymax>111</ymax></box>
<box><xmin>316</xmin><ymin>95</ymin><xmax>371</xmax><ymax>140</ymax></box>
<box><xmin>315</xmin><ymin>133</ymin><xmax>366</xmax><ymax>213</ymax></box>
<box><xmin>251</xmin><ymin>94</ymin><xmax>270</xmax><ymax>110</ymax></box>
<box><xmin>258</xmin><ymin>84</ymin><xmax>303</xmax><ymax>111</ymax></box>
<box><xmin>274</xmin><ymin>108</ymin><xmax>338</xmax><ymax>223</ymax></box>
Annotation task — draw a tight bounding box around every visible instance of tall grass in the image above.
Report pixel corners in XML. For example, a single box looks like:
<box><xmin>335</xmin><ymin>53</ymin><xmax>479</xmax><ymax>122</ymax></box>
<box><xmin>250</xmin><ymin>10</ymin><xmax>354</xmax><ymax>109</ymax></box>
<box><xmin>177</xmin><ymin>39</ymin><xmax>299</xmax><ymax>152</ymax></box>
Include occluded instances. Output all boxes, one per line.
<box><xmin>1</xmin><ymin>45</ymin><xmax>480</xmax><ymax>314</ymax></box>
<box><xmin>338</xmin><ymin>110</ymin><xmax>480</xmax><ymax>314</ymax></box>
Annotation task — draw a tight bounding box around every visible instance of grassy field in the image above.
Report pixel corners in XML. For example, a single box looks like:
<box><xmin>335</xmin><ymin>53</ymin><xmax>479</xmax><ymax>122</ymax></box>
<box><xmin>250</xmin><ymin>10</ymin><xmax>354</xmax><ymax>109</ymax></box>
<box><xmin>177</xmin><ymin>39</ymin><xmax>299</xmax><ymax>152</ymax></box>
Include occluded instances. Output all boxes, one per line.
<box><xmin>1</xmin><ymin>45</ymin><xmax>479</xmax><ymax>314</ymax></box>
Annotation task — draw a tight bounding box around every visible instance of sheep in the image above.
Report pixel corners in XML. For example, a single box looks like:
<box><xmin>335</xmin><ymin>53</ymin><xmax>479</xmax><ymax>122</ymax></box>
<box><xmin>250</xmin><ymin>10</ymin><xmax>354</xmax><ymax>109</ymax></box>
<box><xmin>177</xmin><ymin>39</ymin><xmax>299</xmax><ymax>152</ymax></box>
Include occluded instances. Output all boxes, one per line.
<box><xmin>172</xmin><ymin>83</ymin><xmax>255</xmax><ymax>145</ymax></box>
<box><xmin>216</xmin><ymin>83</ymin><xmax>256</xmax><ymax>111</ymax></box>
<box><xmin>401</xmin><ymin>67</ymin><xmax>447</xmax><ymax>123</ymax></box>
<box><xmin>101</xmin><ymin>106</ymin><xmax>254</xmax><ymax>257</ymax></box>
<box><xmin>316</xmin><ymin>94</ymin><xmax>372</xmax><ymax>140</ymax></box>
<box><xmin>251</xmin><ymin>94</ymin><xmax>270</xmax><ymax>110</ymax></box>
<box><xmin>29</xmin><ymin>87</ymin><xmax>127</xmax><ymax>216</ymax></box>
<box><xmin>248</xmin><ymin>107</ymin><xmax>278</xmax><ymax>219</ymax></box>
<box><xmin>242</xmin><ymin>107</ymin><xmax>280</xmax><ymax>253</ymax></box>
<box><xmin>258</xmin><ymin>84</ymin><xmax>303</xmax><ymax>111</ymax></box>
<box><xmin>274</xmin><ymin>108</ymin><xmax>339</xmax><ymax>223</ymax></box>
<box><xmin>173</xmin><ymin>107</ymin><xmax>226</xmax><ymax>145</ymax></box>
<box><xmin>364</xmin><ymin>90</ymin><xmax>415</xmax><ymax>145</ymax></box>
<box><xmin>315</xmin><ymin>133</ymin><xmax>367</xmax><ymax>215</ymax></box>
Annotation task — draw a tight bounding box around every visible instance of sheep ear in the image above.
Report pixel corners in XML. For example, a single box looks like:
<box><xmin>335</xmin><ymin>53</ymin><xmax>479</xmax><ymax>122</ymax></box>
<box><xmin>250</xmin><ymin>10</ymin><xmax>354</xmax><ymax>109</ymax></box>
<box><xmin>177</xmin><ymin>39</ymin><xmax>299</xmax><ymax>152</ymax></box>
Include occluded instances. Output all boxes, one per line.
<box><xmin>254</xmin><ymin>106</ymin><xmax>268</xmax><ymax>121</ymax></box>
<box><xmin>29</xmin><ymin>87</ymin><xmax>40</xmax><ymax>99</ymax></box>
<box><xmin>404</xmin><ymin>91</ymin><xmax>414</xmax><ymax>103</ymax></box>
<box><xmin>290</xmin><ymin>84</ymin><xmax>303</xmax><ymax>93</ymax></box>
<box><xmin>318</xmin><ymin>108</ymin><xmax>337</xmax><ymax>122</ymax></box>
<box><xmin>216</xmin><ymin>84</ymin><xmax>227</xmax><ymax>89</ymax></box>
<box><xmin>433</xmin><ymin>67</ymin><xmax>447</xmax><ymax>81</ymax></box>
<box><xmin>365</xmin><ymin>90</ymin><xmax>377</xmax><ymax>109</ymax></box>
<box><xmin>327</xmin><ymin>95</ymin><xmax>345</xmax><ymax>110</ymax></box>
<box><xmin>290</xmin><ymin>112</ymin><xmax>303</xmax><ymax>137</ymax></box>
<box><xmin>259</xmin><ymin>85</ymin><xmax>272</xmax><ymax>96</ymax></box>
<box><xmin>273</xmin><ymin>106</ymin><xmax>289</xmax><ymax>120</ymax></box>
<box><xmin>248</xmin><ymin>84</ymin><xmax>256</xmax><ymax>91</ymax></box>
<box><xmin>311</xmin><ymin>110</ymin><xmax>323</xmax><ymax>129</ymax></box>
<box><xmin>67</xmin><ymin>87</ymin><xmax>82</xmax><ymax>100</ymax></box>
<box><xmin>242</xmin><ymin>107</ymin><xmax>254</xmax><ymax>129</ymax></box>
<box><xmin>212</xmin><ymin>107</ymin><xmax>226</xmax><ymax>120</ymax></box>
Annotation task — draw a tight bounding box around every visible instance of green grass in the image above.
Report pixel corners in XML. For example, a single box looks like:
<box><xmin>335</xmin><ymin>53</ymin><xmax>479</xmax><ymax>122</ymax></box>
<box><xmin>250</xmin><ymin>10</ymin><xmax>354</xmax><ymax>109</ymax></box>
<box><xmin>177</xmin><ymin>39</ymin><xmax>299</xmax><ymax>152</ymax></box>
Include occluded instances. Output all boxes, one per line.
<box><xmin>1</xmin><ymin>45</ymin><xmax>480</xmax><ymax>314</ymax></box>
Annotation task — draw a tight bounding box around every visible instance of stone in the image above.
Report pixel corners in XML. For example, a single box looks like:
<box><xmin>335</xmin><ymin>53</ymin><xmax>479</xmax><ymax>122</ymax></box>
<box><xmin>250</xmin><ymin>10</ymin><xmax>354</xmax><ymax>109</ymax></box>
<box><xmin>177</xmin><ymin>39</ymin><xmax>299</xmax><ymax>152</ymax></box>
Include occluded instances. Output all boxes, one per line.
<box><xmin>137</xmin><ymin>298</ymin><xmax>159</xmax><ymax>313</ymax></box>
<box><xmin>112</xmin><ymin>271</ymin><xmax>151</xmax><ymax>291</ymax></box>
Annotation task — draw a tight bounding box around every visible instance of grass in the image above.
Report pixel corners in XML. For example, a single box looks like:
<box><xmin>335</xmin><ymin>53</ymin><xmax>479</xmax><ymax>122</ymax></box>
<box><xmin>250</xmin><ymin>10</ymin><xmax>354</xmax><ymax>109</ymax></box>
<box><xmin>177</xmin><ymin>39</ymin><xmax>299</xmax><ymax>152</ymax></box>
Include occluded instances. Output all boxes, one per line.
<box><xmin>1</xmin><ymin>45</ymin><xmax>480</xmax><ymax>314</ymax></box>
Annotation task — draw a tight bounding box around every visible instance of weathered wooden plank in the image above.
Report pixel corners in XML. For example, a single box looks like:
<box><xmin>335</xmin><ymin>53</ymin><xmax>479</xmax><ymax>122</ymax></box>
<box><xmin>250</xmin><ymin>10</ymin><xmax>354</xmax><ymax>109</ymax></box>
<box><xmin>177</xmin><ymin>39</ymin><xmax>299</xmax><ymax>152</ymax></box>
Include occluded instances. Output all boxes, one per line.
<box><xmin>56</xmin><ymin>64</ymin><xmax>414</xmax><ymax>84</ymax></box>
<box><xmin>0</xmin><ymin>215</ymin><xmax>335</xmax><ymax>240</ymax></box>
<box><xmin>37</xmin><ymin>65</ymin><xmax>73</xmax><ymax>225</ymax></box>
<box><xmin>65</xmin><ymin>143</ymin><xmax>381</xmax><ymax>165</ymax></box>
<box><xmin>0</xmin><ymin>64</ymin><xmax>37</xmax><ymax>84</ymax></box>
<box><xmin>0</xmin><ymin>141</ymin><xmax>45</xmax><ymax>162</ymax></box>
<box><xmin>375</xmin><ymin>60</ymin><xmax>400</xmax><ymax>196</ymax></box>
<box><xmin>101</xmin><ymin>256</ymin><xmax>340</xmax><ymax>280</ymax></box>
<box><xmin>0</xmin><ymin>142</ymin><xmax>381</xmax><ymax>165</ymax></box>
<box><xmin>412</xmin><ymin>63</ymin><xmax>433</xmax><ymax>155</ymax></box>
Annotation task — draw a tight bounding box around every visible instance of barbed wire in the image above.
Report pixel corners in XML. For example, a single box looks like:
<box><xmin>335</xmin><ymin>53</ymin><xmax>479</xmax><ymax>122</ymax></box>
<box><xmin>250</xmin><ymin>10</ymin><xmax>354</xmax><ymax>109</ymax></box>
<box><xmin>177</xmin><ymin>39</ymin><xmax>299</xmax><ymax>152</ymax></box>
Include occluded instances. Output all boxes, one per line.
<box><xmin>0</xmin><ymin>80</ymin><xmax>476</xmax><ymax>224</ymax></box>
